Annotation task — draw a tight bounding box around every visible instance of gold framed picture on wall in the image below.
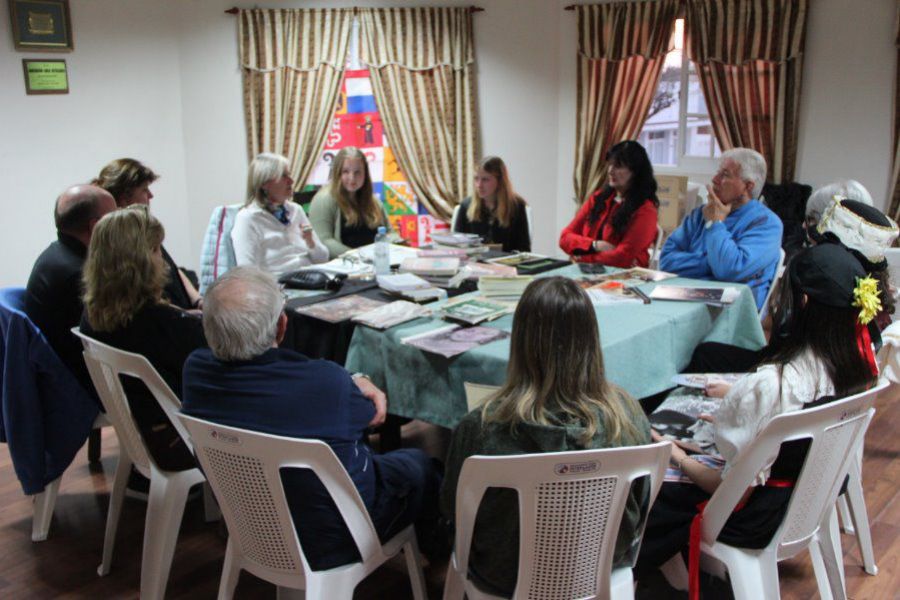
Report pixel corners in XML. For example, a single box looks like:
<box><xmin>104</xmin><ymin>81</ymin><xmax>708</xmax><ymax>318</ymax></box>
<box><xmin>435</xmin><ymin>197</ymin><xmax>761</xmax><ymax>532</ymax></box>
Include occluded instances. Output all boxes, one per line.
<box><xmin>8</xmin><ymin>0</ymin><xmax>73</xmax><ymax>52</ymax></box>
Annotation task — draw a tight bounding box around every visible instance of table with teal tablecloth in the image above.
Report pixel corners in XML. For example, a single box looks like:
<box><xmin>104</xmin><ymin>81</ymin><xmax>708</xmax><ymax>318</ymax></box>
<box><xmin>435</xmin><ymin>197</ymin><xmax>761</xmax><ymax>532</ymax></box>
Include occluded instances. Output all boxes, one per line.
<box><xmin>345</xmin><ymin>265</ymin><xmax>766</xmax><ymax>429</ymax></box>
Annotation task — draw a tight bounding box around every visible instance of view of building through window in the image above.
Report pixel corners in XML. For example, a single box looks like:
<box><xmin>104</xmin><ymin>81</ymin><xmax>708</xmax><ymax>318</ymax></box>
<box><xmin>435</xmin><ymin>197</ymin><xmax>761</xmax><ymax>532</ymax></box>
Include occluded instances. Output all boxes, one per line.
<box><xmin>638</xmin><ymin>19</ymin><xmax>720</xmax><ymax>167</ymax></box>
<box><xmin>303</xmin><ymin>21</ymin><xmax>449</xmax><ymax>246</ymax></box>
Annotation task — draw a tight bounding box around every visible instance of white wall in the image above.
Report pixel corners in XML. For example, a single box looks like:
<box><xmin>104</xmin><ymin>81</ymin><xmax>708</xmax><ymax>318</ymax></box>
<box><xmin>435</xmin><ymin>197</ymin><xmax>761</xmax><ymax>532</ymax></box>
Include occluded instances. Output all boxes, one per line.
<box><xmin>0</xmin><ymin>0</ymin><xmax>896</xmax><ymax>286</ymax></box>
<box><xmin>0</xmin><ymin>0</ymin><xmax>193</xmax><ymax>286</ymax></box>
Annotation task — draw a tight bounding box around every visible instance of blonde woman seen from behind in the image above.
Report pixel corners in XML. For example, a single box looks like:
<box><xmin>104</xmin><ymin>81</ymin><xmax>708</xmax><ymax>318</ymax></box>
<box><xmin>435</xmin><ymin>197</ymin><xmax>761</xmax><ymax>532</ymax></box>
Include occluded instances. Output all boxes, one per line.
<box><xmin>231</xmin><ymin>153</ymin><xmax>329</xmax><ymax>276</ymax></box>
<box><xmin>309</xmin><ymin>147</ymin><xmax>391</xmax><ymax>258</ymax></box>
<box><xmin>440</xmin><ymin>277</ymin><xmax>651</xmax><ymax>597</ymax></box>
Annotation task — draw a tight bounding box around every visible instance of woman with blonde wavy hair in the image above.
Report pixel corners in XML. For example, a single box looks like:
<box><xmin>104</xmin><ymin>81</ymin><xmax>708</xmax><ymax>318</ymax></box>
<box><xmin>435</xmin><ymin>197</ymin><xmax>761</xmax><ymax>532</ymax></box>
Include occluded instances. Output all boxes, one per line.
<box><xmin>81</xmin><ymin>205</ymin><xmax>206</xmax><ymax>471</ymax></box>
<box><xmin>309</xmin><ymin>147</ymin><xmax>391</xmax><ymax>258</ymax></box>
<box><xmin>440</xmin><ymin>277</ymin><xmax>650</xmax><ymax>596</ymax></box>
<box><xmin>453</xmin><ymin>156</ymin><xmax>531</xmax><ymax>252</ymax></box>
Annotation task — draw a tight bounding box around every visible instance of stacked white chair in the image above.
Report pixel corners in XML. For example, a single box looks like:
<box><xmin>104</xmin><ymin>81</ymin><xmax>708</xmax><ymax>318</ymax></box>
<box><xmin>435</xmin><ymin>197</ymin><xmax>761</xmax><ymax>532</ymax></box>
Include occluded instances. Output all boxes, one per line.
<box><xmin>178</xmin><ymin>415</ymin><xmax>428</xmax><ymax>600</ymax></box>
<box><xmin>443</xmin><ymin>442</ymin><xmax>671</xmax><ymax>600</ymax></box>
<box><xmin>73</xmin><ymin>329</ymin><xmax>210</xmax><ymax>600</ymax></box>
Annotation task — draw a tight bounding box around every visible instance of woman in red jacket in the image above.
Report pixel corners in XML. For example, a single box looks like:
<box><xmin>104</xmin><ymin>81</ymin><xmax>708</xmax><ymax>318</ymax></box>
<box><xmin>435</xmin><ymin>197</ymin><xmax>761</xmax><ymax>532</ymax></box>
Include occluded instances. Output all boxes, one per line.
<box><xmin>559</xmin><ymin>140</ymin><xmax>659</xmax><ymax>267</ymax></box>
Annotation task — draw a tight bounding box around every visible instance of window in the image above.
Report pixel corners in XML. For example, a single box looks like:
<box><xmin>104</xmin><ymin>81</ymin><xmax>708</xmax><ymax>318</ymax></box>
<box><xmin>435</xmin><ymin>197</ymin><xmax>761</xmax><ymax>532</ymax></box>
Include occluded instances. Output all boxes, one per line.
<box><xmin>303</xmin><ymin>20</ymin><xmax>449</xmax><ymax>246</ymax></box>
<box><xmin>638</xmin><ymin>19</ymin><xmax>720</xmax><ymax>170</ymax></box>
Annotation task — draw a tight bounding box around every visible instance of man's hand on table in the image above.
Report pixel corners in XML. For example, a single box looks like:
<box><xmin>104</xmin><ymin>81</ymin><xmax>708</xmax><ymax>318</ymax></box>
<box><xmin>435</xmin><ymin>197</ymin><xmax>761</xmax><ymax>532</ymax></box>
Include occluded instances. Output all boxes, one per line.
<box><xmin>352</xmin><ymin>374</ymin><xmax>387</xmax><ymax>428</ymax></box>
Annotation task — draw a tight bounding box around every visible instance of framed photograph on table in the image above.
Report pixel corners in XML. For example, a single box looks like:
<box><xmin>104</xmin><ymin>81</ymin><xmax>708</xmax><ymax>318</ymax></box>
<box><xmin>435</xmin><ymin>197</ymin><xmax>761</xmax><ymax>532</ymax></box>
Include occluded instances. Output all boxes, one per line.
<box><xmin>8</xmin><ymin>0</ymin><xmax>73</xmax><ymax>52</ymax></box>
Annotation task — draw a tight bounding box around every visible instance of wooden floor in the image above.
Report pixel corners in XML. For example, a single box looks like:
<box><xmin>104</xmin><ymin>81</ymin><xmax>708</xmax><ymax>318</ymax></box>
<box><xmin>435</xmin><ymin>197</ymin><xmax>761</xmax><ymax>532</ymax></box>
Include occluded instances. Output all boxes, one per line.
<box><xmin>0</xmin><ymin>397</ymin><xmax>897</xmax><ymax>599</ymax></box>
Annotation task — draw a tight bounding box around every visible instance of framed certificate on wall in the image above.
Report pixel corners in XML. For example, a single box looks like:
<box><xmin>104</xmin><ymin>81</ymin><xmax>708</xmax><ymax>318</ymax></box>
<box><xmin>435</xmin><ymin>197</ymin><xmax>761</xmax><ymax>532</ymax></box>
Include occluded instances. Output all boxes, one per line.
<box><xmin>8</xmin><ymin>0</ymin><xmax>73</xmax><ymax>52</ymax></box>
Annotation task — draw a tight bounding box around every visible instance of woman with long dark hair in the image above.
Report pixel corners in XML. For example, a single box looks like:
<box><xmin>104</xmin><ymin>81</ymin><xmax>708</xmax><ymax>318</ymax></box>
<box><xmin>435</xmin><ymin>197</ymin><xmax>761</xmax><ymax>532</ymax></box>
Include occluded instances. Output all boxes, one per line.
<box><xmin>441</xmin><ymin>277</ymin><xmax>650</xmax><ymax>596</ymax></box>
<box><xmin>560</xmin><ymin>140</ymin><xmax>660</xmax><ymax>267</ymax></box>
<box><xmin>638</xmin><ymin>243</ymin><xmax>879</xmax><ymax>575</ymax></box>
<box><xmin>453</xmin><ymin>156</ymin><xmax>531</xmax><ymax>252</ymax></box>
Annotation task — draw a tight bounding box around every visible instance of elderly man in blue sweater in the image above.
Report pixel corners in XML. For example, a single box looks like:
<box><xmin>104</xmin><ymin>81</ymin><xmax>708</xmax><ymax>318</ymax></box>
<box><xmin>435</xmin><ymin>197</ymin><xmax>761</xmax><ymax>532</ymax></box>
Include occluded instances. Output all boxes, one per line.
<box><xmin>659</xmin><ymin>148</ymin><xmax>782</xmax><ymax>310</ymax></box>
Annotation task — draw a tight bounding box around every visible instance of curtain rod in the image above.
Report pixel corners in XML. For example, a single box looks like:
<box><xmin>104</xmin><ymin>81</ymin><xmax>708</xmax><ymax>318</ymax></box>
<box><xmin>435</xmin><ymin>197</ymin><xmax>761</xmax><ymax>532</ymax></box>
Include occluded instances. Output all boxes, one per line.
<box><xmin>225</xmin><ymin>6</ymin><xmax>484</xmax><ymax>14</ymax></box>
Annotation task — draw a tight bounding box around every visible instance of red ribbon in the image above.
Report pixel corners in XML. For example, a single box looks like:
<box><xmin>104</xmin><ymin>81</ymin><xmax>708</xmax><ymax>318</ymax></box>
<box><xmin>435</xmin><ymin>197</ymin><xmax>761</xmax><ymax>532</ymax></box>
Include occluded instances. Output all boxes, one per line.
<box><xmin>855</xmin><ymin>321</ymin><xmax>878</xmax><ymax>378</ymax></box>
<box><xmin>687</xmin><ymin>479</ymin><xmax>794</xmax><ymax>600</ymax></box>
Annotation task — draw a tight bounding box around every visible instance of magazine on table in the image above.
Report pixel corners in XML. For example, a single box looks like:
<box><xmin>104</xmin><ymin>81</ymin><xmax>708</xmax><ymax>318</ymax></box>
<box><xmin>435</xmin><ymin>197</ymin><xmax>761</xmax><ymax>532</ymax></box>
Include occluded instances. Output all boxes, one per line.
<box><xmin>649</xmin><ymin>285</ymin><xmax>740</xmax><ymax>306</ymax></box>
<box><xmin>352</xmin><ymin>300</ymin><xmax>432</xmax><ymax>330</ymax></box>
<box><xmin>399</xmin><ymin>257</ymin><xmax>461</xmax><ymax>277</ymax></box>
<box><xmin>440</xmin><ymin>297</ymin><xmax>512</xmax><ymax>325</ymax></box>
<box><xmin>581</xmin><ymin>267</ymin><xmax>676</xmax><ymax>287</ymax></box>
<box><xmin>484</xmin><ymin>252</ymin><xmax>548</xmax><ymax>267</ymax></box>
<box><xmin>401</xmin><ymin>324</ymin><xmax>510</xmax><ymax>358</ymax></box>
<box><xmin>294</xmin><ymin>294</ymin><xmax>387</xmax><ymax>323</ymax></box>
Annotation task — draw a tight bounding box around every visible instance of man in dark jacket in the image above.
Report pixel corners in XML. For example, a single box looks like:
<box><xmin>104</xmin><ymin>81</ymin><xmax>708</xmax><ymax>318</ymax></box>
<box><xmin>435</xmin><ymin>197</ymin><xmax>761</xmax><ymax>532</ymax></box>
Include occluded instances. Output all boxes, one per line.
<box><xmin>25</xmin><ymin>184</ymin><xmax>116</xmax><ymax>393</ymax></box>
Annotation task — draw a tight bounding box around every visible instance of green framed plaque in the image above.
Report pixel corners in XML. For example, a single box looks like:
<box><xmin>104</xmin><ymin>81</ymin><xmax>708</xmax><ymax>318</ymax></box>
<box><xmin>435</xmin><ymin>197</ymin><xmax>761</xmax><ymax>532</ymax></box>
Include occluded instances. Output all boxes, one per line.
<box><xmin>9</xmin><ymin>0</ymin><xmax>73</xmax><ymax>51</ymax></box>
<box><xmin>22</xmin><ymin>59</ymin><xmax>69</xmax><ymax>95</ymax></box>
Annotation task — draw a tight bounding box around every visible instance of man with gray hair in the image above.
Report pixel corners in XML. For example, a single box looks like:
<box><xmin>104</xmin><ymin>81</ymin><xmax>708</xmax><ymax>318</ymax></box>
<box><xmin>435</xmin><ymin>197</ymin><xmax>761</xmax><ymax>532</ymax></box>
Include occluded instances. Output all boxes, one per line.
<box><xmin>25</xmin><ymin>184</ymin><xmax>117</xmax><ymax>392</ymax></box>
<box><xmin>659</xmin><ymin>148</ymin><xmax>783</xmax><ymax>309</ymax></box>
<box><xmin>181</xmin><ymin>266</ymin><xmax>443</xmax><ymax>569</ymax></box>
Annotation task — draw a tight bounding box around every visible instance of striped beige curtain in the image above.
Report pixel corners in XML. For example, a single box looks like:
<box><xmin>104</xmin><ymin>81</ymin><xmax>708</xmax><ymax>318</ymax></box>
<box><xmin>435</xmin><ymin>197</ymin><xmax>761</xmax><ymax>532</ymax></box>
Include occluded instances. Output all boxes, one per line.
<box><xmin>574</xmin><ymin>1</ymin><xmax>678</xmax><ymax>203</ymax></box>
<box><xmin>890</xmin><ymin>3</ymin><xmax>900</xmax><ymax>221</ymax></box>
<box><xmin>359</xmin><ymin>7</ymin><xmax>477</xmax><ymax>220</ymax></box>
<box><xmin>239</xmin><ymin>9</ymin><xmax>353</xmax><ymax>190</ymax></box>
<box><xmin>685</xmin><ymin>0</ymin><xmax>808</xmax><ymax>184</ymax></box>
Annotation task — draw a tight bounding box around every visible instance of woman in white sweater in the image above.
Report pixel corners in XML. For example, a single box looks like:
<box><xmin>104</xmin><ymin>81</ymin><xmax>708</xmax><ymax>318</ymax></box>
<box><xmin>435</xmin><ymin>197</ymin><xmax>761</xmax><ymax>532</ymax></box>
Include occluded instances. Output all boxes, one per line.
<box><xmin>231</xmin><ymin>153</ymin><xmax>328</xmax><ymax>276</ymax></box>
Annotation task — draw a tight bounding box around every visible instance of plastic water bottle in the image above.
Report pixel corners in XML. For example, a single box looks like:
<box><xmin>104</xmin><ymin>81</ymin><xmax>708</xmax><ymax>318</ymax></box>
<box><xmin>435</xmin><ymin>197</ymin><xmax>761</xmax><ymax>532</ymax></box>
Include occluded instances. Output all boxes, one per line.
<box><xmin>374</xmin><ymin>226</ymin><xmax>390</xmax><ymax>275</ymax></box>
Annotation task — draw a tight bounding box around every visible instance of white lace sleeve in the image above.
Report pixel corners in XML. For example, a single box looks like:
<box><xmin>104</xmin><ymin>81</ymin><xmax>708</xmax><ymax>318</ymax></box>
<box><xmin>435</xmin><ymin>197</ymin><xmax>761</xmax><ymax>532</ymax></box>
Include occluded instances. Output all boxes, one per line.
<box><xmin>877</xmin><ymin>321</ymin><xmax>900</xmax><ymax>383</ymax></box>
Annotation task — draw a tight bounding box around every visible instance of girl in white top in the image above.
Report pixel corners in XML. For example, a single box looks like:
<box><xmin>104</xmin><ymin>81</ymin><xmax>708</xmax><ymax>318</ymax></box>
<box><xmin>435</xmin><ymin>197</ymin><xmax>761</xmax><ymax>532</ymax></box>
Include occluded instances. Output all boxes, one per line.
<box><xmin>231</xmin><ymin>153</ymin><xmax>329</xmax><ymax>276</ymax></box>
<box><xmin>639</xmin><ymin>242</ymin><xmax>880</xmax><ymax>571</ymax></box>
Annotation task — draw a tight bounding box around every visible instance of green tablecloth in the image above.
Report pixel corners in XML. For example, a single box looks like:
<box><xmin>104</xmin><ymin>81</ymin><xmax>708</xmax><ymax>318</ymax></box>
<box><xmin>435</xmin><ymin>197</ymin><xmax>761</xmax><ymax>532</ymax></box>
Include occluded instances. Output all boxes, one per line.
<box><xmin>345</xmin><ymin>265</ymin><xmax>765</xmax><ymax>429</ymax></box>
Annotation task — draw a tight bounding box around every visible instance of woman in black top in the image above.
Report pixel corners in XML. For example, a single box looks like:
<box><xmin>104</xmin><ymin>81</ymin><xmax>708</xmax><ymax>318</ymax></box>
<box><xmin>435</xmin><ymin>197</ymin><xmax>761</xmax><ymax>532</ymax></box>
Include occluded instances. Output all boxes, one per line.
<box><xmin>453</xmin><ymin>156</ymin><xmax>530</xmax><ymax>252</ymax></box>
<box><xmin>81</xmin><ymin>206</ymin><xmax>206</xmax><ymax>471</ymax></box>
<box><xmin>93</xmin><ymin>158</ymin><xmax>202</xmax><ymax>310</ymax></box>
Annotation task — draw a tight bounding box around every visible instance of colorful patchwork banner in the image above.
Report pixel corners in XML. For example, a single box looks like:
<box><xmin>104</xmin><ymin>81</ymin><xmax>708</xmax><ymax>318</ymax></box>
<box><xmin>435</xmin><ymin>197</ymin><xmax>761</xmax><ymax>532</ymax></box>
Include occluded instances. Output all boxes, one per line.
<box><xmin>307</xmin><ymin>68</ymin><xmax>447</xmax><ymax>246</ymax></box>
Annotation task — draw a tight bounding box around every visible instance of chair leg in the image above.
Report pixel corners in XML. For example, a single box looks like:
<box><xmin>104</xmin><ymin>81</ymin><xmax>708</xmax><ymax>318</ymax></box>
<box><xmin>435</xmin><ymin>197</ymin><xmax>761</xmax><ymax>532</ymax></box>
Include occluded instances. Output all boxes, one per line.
<box><xmin>722</xmin><ymin>552</ymin><xmax>780</xmax><ymax>600</ymax></box>
<box><xmin>98</xmin><ymin>454</ymin><xmax>132</xmax><ymax>576</ymax></box>
<box><xmin>402</xmin><ymin>534</ymin><xmax>428</xmax><ymax>600</ymax></box>
<box><xmin>442</xmin><ymin>553</ymin><xmax>465</xmax><ymax>600</ymax></box>
<box><xmin>836</xmin><ymin>495</ymin><xmax>855</xmax><ymax>535</ymax></box>
<box><xmin>88</xmin><ymin>427</ymin><xmax>102</xmax><ymax>465</ymax></box>
<box><xmin>810</xmin><ymin>510</ymin><xmax>845</xmax><ymax>600</ymax></box>
<box><xmin>659</xmin><ymin>553</ymin><xmax>689</xmax><ymax>591</ymax></box>
<box><xmin>32</xmin><ymin>477</ymin><xmax>61</xmax><ymax>542</ymax></box>
<box><xmin>139</xmin><ymin>468</ymin><xmax>194</xmax><ymax>600</ymax></box>
<box><xmin>845</xmin><ymin>461</ymin><xmax>878</xmax><ymax>575</ymax></box>
<box><xmin>276</xmin><ymin>586</ymin><xmax>306</xmax><ymax>599</ymax></box>
<box><xmin>217</xmin><ymin>538</ymin><xmax>241</xmax><ymax>600</ymax></box>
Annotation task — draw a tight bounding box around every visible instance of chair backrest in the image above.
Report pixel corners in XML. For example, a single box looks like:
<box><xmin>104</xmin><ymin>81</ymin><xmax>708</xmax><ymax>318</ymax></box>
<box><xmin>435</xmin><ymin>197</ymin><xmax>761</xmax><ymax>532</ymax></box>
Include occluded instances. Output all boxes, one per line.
<box><xmin>71</xmin><ymin>328</ymin><xmax>188</xmax><ymax>474</ymax></box>
<box><xmin>453</xmin><ymin>442</ymin><xmax>671</xmax><ymax>600</ymax></box>
<box><xmin>700</xmin><ymin>380</ymin><xmax>885</xmax><ymax>559</ymax></box>
<box><xmin>199</xmin><ymin>203</ymin><xmax>242</xmax><ymax>294</ymax></box>
<box><xmin>450</xmin><ymin>204</ymin><xmax>461</xmax><ymax>232</ymax></box>
<box><xmin>649</xmin><ymin>224</ymin><xmax>664</xmax><ymax>268</ymax></box>
<box><xmin>885</xmin><ymin>248</ymin><xmax>900</xmax><ymax>305</ymax></box>
<box><xmin>178</xmin><ymin>415</ymin><xmax>385</xmax><ymax>581</ymax></box>
<box><xmin>759</xmin><ymin>247</ymin><xmax>787</xmax><ymax>319</ymax></box>
<box><xmin>525</xmin><ymin>204</ymin><xmax>534</xmax><ymax>245</ymax></box>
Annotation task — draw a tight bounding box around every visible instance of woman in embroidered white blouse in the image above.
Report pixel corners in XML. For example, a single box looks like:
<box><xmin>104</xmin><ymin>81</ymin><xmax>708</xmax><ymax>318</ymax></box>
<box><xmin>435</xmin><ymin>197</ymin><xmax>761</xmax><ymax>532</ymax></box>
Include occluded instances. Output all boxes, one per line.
<box><xmin>638</xmin><ymin>243</ymin><xmax>879</xmax><ymax>570</ymax></box>
<box><xmin>231</xmin><ymin>153</ymin><xmax>329</xmax><ymax>276</ymax></box>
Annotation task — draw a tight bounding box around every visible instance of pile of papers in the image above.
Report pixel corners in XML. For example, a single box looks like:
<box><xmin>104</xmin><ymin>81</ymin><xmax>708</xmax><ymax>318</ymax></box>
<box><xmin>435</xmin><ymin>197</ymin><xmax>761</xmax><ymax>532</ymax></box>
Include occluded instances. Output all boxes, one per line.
<box><xmin>294</xmin><ymin>294</ymin><xmax>387</xmax><ymax>323</ymax></box>
<box><xmin>376</xmin><ymin>273</ymin><xmax>446</xmax><ymax>303</ymax></box>
<box><xmin>352</xmin><ymin>243</ymin><xmax>419</xmax><ymax>267</ymax></box>
<box><xmin>440</xmin><ymin>297</ymin><xmax>512</xmax><ymax>325</ymax></box>
<box><xmin>399</xmin><ymin>257</ymin><xmax>461</xmax><ymax>287</ymax></box>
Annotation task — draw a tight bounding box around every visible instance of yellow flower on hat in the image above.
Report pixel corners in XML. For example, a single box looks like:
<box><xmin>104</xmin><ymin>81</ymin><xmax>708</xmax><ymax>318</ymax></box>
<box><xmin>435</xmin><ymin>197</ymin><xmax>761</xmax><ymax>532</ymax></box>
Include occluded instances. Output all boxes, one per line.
<box><xmin>853</xmin><ymin>276</ymin><xmax>881</xmax><ymax>325</ymax></box>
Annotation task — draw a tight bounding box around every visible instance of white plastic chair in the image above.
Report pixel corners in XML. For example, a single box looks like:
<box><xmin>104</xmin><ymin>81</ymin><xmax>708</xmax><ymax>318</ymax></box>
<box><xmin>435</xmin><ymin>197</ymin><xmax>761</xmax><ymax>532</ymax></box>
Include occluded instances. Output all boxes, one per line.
<box><xmin>835</xmin><ymin>447</ymin><xmax>877</xmax><ymax>575</ymax></box>
<box><xmin>73</xmin><ymin>329</ymin><xmax>209</xmax><ymax>600</ymax></box>
<box><xmin>759</xmin><ymin>248</ymin><xmax>787</xmax><ymax>320</ymax></box>
<box><xmin>665</xmin><ymin>381</ymin><xmax>885</xmax><ymax>600</ymax></box>
<box><xmin>450</xmin><ymin>204</ymin><xmax>461</xmax><ymax>232</ymax></box>
<box><xmin>31</xmin><ymin>411</ymin><xmax>110</xmax><ymax>542</ymax></box>
<box><xmin>178</xmin><ymin>414</ymin><xmax>428</xmax><ymax>600</ymax></box>
<box><xmin>443</xmin><ymin>442</ymin><xmax>671</xmax><ymax>600</ymax></box>
<box><xmin>648</xmin><ymin>224</ymin><xmax>664</xmax><ymax>269</ymax></box>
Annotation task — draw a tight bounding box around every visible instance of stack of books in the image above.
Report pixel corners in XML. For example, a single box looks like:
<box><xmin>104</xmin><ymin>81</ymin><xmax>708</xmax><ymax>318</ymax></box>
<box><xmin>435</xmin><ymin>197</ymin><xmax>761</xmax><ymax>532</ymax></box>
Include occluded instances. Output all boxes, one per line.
<box><xmin>430</xmin><ymin>232</ymin><xmax>482</xmax><ymax>248</ymax></box>
<box><xmin>399</xmin><ymin>257</ymin><xmax>461</xmax><ymax>287</ymax></box>
<box><xmin>477</xmin><ymin>275</ymin><xmax>534</xmax><ymax>300</ymax></box>
<box><xmin>376</xmin><ymin>273</ymin><xmax>446</xmax><ymax>303</ymax></box>
<box><xmin>440</xmin><ymin>297</ymin><xmax>512</xmax><ymax>325</ymax></box>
